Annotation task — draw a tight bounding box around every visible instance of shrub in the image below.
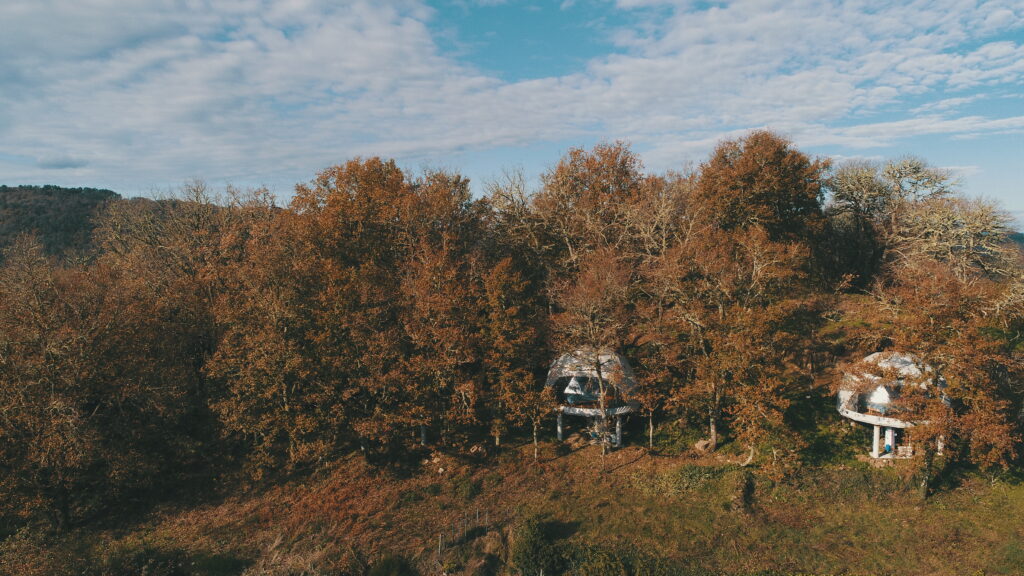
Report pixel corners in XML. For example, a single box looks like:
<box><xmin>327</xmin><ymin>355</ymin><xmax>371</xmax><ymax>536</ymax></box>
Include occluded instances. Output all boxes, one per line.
<box><xmin>367</xmin><ymin>554</ymin><xmax>418</xmax><ymax>576</ymax></box>
<box><xmin>632</xmin><ymin>464</ymin><xmax>733</xmax><ymax>498</ymax></box>
<box><xmin>510</xmin><ymin>515</ymin><xmax>561</xmax><ymax>576</ymax></box>
<box><xmin>452</xmin><ymin>476</ymin><xmax>482</xmax><ymax>501</ymax></box>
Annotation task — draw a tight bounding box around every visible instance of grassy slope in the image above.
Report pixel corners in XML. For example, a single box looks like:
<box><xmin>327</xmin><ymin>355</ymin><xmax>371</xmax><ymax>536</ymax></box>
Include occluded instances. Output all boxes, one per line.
<box><xmin>8</xmin><ymin>425</ymin><xmax>1024</xmax><ymax>576</ymax></box>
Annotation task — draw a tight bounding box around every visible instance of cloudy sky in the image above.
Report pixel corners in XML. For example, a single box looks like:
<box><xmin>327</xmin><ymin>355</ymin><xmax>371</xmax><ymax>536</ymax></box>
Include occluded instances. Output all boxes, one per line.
<box><xmin>1</xmin><ymin>0</ymin><xmax>1022</xmax><ymax>218</ymax></box>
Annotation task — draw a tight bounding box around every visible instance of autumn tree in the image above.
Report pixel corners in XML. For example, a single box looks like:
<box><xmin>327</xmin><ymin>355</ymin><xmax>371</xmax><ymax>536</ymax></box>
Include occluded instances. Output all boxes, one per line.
<box><xmin>532</xmin><ymin>141</ymin><xmax>647</xmax><ymax>274</ymax></box>
<box><xmin>0</xmin><ymin>238</ymin><xmax>99</xmax><ymax>529</ymax></box>
<box><xmin>492</xmin><ymin>143</ymin><xmax>651</xmax><ymax>455</ymax></box>
<box><xmin>0</xmin><ymin>237</ymin><xmax>200</xmax><ymax>529</ymax></box>
<box><xmin>400</xmin><ymin>240</ymin><xmax>481</xmax><ymax>448</ymax></box>
<box><xmin>630</xmin><ymin>133</ymin><xmax>829</xmax><ymax>467</ymax></box>
<box><xmin>202</xmin><ymin>190</ymin><xmax>346</xmax><ymax>475</ymax></box>
<box><xmin>623</xmin><ymin>172</ymin><xmax>695</xmax><ymax>449</ymax></box>
<box><xmin>652</xmin><ymin>222</ymin><xmax>817</xmax><ymax>466</ymax></box>
<box><xmin>283</xmin><ymin>158</ymin><xmax>418</xmax><ymax>459</ymax></box>
<box><xmin>550</xmin><ymin>249</ymin><xmax>633</xmax><ymax>454</ymax></box>
<box><xmin>484</xmin><ymin>175</ymin><xmax>557</xmax><ymax>458</ymax></box>
<box><xmin>480</xmin><ymin>258</ymin><xmax>550</xmax><ymax>459</ymax></box>
<box><xmin>694</xmin><ymin>130</ymin><xmax>829</xmax><ymax>245</ymax></box>
<box><xmin>838</xmin><ymin>178</ymin><xmax>1023</xmax><ymax>494</ymax></box>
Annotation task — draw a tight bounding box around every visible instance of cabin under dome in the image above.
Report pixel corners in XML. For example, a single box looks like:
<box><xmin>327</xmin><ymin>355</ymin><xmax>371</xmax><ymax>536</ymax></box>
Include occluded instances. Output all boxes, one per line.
<box><xmin>545</xmin><ymin>348</ymin><xmax>640</xmax><ymax>446</ymax></box>
<box><xmin>837</xmin><ymin>351</ymin><xmax>946</xmax><ymax>459</ymax></box>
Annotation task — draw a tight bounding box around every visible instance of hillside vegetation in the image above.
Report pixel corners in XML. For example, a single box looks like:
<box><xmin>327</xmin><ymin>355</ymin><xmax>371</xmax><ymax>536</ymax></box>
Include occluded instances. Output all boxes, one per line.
<box><xmin>6</xmin><ymin>438</ymin><xmax>1024</xmax><ymax>575</ymax></box>
<box><xmin>1</xmin><ymin>132</ymin><xmax>1023</xmax><ymax>575</ymax></box>
<box><xmin>0</xmin><ymin>185</ymin><xmax>119</xmax><ymax>255</ymax></box>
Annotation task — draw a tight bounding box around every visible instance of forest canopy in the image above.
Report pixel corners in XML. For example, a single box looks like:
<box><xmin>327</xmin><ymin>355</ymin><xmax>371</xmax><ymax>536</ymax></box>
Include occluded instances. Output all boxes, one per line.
<box><xmin>0</xmin><ymin>185</ymin><xmax>119</xmax><ymax>255</ymax></box>
<box><xmin>2</xmin><ymin>132</ymin><xmax>1023</xmax><ymax>532</ymax></box>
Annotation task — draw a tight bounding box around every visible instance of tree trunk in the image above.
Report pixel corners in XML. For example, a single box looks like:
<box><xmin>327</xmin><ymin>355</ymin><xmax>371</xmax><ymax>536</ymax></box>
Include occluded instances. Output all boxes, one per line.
<box><xmin>596</xmin><ymin>357</ymin><xmax>609</xmax><ymax>456</ymax></box>
<box><xmin>740</xmin><ymin>445</ymin><xmax>756</xmax><ymax>467</ymax></box>
<box><xmin>532</xmin><ymin>421</ymin><xmax>539</xmax><ymax>461</ymax></box>
<box><xmin>919</xmin><ymin>444</ymin><xmax>935</xmax><ymax>501</ymax></box>
<box><xmin>648</xmin><ymin>409</ymin><xmax>654</xmax><ymax>450</ymax></box>
<box><xmin>709</xmin><ymin>388</ymin><xmax>720</xmax><ymax>451</ymax></box>
<box><xmin>709</xmin><ymin>414</ymin><xmax>718</xmax><ymax>452</ymax></box>
<box><xmin>52</xmin><ymin>488</ymin><xmax>70</xmax><ymax>533</ymax></box>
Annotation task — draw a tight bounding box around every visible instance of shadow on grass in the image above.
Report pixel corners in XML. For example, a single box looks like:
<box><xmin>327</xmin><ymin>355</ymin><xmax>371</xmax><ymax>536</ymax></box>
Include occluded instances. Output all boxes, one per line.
<box><xmin>191</xmin><ymin>551</ymin><xmax>253</xmax><ymax>576</ymax></box>
<box><xmin>605</xmin><ymin>451</ymin><xmax>647</xmax><ymax>474</ymax></box>
<box><xmin>543</xmin><ymin>518</ymin><xmax>581</xmax><ymax>541</ymax></box>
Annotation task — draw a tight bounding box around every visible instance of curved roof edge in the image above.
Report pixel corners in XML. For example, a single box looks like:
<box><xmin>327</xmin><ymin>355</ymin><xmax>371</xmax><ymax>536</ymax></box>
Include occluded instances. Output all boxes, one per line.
<box><xmin>545</xmin><ymin>348</ymin><xmax>636</xmax><ymax>394</ymax></box>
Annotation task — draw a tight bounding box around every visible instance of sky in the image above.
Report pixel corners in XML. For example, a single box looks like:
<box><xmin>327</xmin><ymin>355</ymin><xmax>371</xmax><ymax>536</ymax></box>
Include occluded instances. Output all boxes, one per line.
<box><xmin>1</xmin><ymin>0</ymin><xmax>1022</xmax><ymax>221</ymax></box>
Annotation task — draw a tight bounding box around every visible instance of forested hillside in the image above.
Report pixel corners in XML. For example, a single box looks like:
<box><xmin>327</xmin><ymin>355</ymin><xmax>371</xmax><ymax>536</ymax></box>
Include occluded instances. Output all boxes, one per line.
<box><xmin>2</xmin><ymin>132</ymin><xmax>1023</xmax><ymax>575</ymax></box>
<box><xmin>0</xmin><ymin>185</ymin><xmax>119</xmax><ymax>255</ymax></box>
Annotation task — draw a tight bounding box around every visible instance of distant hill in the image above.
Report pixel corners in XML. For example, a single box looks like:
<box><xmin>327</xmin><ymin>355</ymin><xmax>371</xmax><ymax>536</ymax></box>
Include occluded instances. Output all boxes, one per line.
<box><xmin>1012</xmin><ymin>232</ymin><xmax>1024</xmax><ymax>248</ymax></box>
<box><xmin>0</xmin><ymin>185</ymin><xmax>120</xmax><ymax>255</ymax></box>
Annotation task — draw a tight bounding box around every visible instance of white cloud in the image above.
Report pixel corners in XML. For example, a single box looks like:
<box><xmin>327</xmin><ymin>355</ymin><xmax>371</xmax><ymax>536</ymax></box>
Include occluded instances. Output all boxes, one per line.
<box><xmin>912</xmin><ymin>95</ymin><xmax>986</xmax><ymax>114</ymax></box>
<box><xmin>0</xmin><ymin>0</ymin><xmax>1022</xmax><ymax>198</ymax></box>
<box><xmin>942</xmin><ymin>165</ymin><xmax>982</xmax><ymax>178</ymax></box>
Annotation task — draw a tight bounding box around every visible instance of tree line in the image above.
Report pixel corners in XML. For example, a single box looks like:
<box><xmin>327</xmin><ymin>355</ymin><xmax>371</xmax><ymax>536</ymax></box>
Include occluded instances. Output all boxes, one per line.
<box><xmin>0</xmin><ymin>185</ymin><xmax>118</xmax><ymax>255</ymax></box>
<box><xmin>2</xmin><ymin>131</ymin><xmax>1022</xmax><ymax>531</ymax></box>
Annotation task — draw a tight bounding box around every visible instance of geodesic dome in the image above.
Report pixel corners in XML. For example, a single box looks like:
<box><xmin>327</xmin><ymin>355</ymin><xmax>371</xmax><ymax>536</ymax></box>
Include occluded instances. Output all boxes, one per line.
<box><xmin>836</xmin><ymin>351</ymin><xmax>946</xmax><ymax>428</ymax></box>
<box><xmin>545</xmin><ymin>348</ymin><xmax>638</xmax><ymax>416</ymax></box>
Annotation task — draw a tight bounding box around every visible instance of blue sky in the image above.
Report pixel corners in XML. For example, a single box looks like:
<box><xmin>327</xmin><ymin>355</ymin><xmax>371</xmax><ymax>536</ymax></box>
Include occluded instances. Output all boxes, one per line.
<box><xmin>1</xmin><ymin>0</ymin><xmax>1022</xmax><ymax>222</ymax></box>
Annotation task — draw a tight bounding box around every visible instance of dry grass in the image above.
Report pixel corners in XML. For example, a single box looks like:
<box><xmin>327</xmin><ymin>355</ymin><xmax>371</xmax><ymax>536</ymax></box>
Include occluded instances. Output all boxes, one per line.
<box><xmin>7</xmin><ymin>434</ymin><xmax>1024</xmax><ymax>575</ymax></box>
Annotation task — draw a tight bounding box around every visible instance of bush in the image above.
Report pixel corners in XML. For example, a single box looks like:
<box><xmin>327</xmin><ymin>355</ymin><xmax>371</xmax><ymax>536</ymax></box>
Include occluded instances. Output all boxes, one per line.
<box><xmin>368</xmin><ymin>554</ymin><xmax>418</xmax><ymax>576</ymax></box>
<box><xmin>510</xmin><ymin>515</ymin><xmax>561</xmax><ymax>576</ymax></box>
<box><xmin>452</xmin><ymin>476</ymin><xmax>482</xmax><ymax>501</ymax></box>
<box><xmin>632</xmin><ymin>464</ymin><xmax>733</xmax><ymax>498</ymax></box>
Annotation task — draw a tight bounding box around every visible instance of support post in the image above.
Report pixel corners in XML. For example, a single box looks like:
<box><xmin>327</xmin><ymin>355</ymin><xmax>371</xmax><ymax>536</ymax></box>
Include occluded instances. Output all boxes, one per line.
<box><xmin>884</xmin><ymin>427</ymin><xmax>895</xmax><ymax>455</ymax></box>
<box><xmin>615</xmin><ymin>416</ymin><xmax>622</xmax><ymax>448</ymax></box>
<box><xmin>871</xmin><ymin>424</ymin><xmax>880</xmax><ymax>458</ymax></box>
<box><xmin>556</xmin><ymin>411</ymin><xmax>563</xmax><ymax>442</ymax></box>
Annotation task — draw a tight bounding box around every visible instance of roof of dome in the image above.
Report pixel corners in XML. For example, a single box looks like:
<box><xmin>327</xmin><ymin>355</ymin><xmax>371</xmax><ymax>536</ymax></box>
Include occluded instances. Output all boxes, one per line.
<box><xmin>863</xmin><ymin>351</ymin><xmax>925</xmax><ymax>379</ymax></box>
<box><xmin>840</xmin><ymin>351</ymin><xmax>939</xmax><ymax>393</ymax></box>
<box><xmin>837</xmin><ymin>350</ymin><xmax>948</xmax><ymax>425</ymax></box>
<box><xmin>544</xmin><ymin>347</ymin><xmax>636</xmax><ymax>395</ymax></box>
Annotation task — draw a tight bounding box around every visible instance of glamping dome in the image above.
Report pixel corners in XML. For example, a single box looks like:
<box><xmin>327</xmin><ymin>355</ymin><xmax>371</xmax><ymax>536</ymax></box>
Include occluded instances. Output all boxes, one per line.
<box><xmin>545</xmin><ymin>348</ymin><xmax>640</xmax><ymax>446</ymax></box>
<box><xmin>837</xmin><ymin>351</ymin><xmax>946</xmax><ymax>459</ymax></box>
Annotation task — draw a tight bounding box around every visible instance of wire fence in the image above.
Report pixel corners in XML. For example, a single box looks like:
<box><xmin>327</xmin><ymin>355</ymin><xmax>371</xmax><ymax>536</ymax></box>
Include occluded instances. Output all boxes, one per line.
<box><xmin>433</xmin><ymin>505</ymin><xmax>517</xmax><ymax>573</ymax></box>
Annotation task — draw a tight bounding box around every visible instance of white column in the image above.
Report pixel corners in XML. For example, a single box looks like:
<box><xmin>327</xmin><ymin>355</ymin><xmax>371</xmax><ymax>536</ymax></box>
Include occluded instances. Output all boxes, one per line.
<box><xmin>871</xmin><ymin>425</ymin><xmax>880</xmax><ymax>458</ymax></box>
<box><xmin>884</xmin><ymin>427</ymin><xmax>895</xmax><ymax>455</ymax></box>
<box><xmin>615</xmin><ymin>416</ymin><xmax>623</xmax><ymax>447</ymax></box>
<box><xmin>936</xmin><ymin>436</ymin><xmax>945</xmax><ymax>456</ymax></box>
<box><xmin>556</xmin><ymin>411</ymin><xmax>563</xmax><ymax>442</ymax></box>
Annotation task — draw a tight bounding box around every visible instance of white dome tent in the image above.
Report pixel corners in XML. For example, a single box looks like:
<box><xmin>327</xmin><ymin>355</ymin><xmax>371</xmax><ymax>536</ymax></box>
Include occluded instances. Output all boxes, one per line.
<box><xmin>545</xmin><ymin>348</ymin><xmax>640</xmax><ymax>447</ymax></box>
<box><xmin>837</xmin><ymin>351</ymin><xmax>947</xmax><ymax>459</ymax></box>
